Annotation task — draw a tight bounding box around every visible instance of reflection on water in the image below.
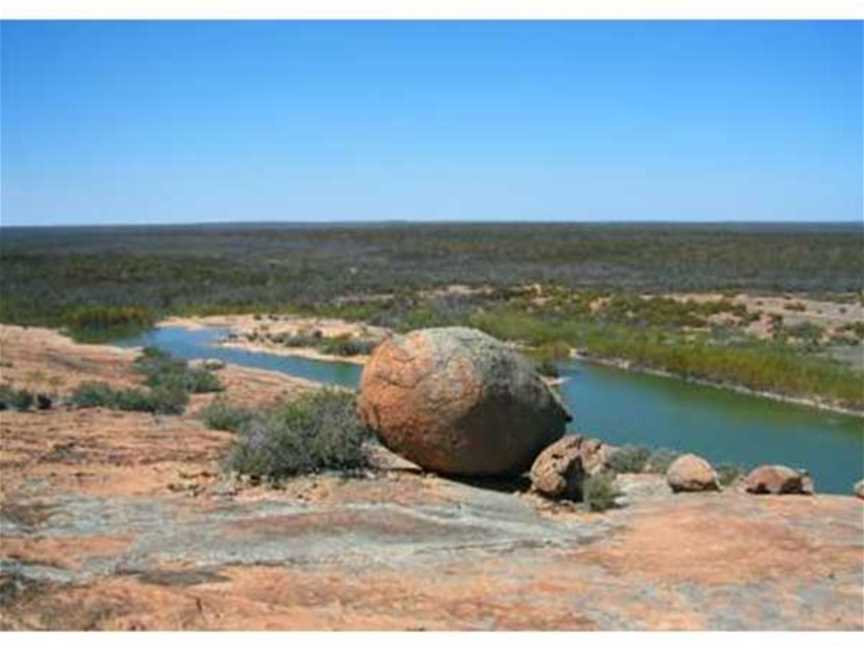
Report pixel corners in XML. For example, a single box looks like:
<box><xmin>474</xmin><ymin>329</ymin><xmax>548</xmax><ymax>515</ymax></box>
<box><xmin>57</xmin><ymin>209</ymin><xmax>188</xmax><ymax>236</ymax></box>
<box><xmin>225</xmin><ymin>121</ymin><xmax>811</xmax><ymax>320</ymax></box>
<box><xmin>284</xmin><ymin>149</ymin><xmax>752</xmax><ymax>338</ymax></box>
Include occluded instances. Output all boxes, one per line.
<box><xmin>116</xmin><ymin>326</ymin><xmax>863</xmax><ymax>494</ymax></box>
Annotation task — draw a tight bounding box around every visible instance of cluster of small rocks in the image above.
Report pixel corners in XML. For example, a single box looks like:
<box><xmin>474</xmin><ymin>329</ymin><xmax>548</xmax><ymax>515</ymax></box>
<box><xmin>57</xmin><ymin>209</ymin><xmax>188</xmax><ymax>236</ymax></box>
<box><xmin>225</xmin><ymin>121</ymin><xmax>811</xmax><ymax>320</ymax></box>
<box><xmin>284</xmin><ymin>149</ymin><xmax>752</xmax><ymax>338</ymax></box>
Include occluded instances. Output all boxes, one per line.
<box><xmin>664</xmin><ymin>456</ymin><xmax>815</xmax><ymax>495</ymax></box>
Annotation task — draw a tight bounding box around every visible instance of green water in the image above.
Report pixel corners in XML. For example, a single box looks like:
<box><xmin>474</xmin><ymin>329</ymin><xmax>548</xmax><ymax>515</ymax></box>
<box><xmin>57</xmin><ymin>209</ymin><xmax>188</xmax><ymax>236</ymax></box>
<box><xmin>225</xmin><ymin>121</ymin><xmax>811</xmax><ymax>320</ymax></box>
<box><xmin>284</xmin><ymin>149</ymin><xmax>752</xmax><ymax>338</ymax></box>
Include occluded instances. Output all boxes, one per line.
<box><xmin>117</xmin><ymin>326</ymin><xmax>863</xmax><ymax>494</ymax></box>
<box><xmin>558</xmin><ymin>361</ymin><xmax>862</xmax><ymax>494</ymax></box>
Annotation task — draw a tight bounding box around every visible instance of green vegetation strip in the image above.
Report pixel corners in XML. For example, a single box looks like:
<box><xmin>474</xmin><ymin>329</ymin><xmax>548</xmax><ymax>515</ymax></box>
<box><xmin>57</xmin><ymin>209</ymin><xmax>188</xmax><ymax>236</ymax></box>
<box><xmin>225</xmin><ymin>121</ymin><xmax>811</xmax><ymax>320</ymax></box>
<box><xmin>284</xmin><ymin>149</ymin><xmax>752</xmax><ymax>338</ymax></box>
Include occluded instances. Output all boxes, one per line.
<box><xmin>470</xmin><ymin>308</ymin><xmax>863</xmax><ymax>409</ymax></box>
<box><xmin>69</xmin><ymin>347</ymin><xmax>223</xmax><ymax>415</ymax></box>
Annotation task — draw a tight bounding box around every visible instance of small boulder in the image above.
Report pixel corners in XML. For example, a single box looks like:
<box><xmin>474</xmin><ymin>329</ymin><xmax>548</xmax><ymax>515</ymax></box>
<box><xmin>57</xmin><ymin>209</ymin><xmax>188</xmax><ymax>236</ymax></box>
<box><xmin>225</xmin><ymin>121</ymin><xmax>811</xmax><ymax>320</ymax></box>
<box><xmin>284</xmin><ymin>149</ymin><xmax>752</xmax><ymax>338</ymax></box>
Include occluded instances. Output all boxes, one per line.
<box><xmin>530</xmin><ymin>436</ymin><xmax>587</xmax><ymax>500</ymax></box>
<box><xmin>357</xmin><ymin>327</ymin><xmax>571</xmax><ymax>476</ymax></box>
<box><xmin>36</xmin><ymin>394</ymin><xmax>52</xmax><ymax>410</ymax></box>
<box><xmin>666</xmin><ymin>454</ymin><xmax>720</xmax><ymax>493</ymax></box>
<box><xmin>744</xmin><ymin>465</ymin><xmax>814</xmax><ymax>495</ymax></box>
<box><xmin>853</xmin><ymin>480</ymin><xmax>864</xmax><ymax>500</ymax></box>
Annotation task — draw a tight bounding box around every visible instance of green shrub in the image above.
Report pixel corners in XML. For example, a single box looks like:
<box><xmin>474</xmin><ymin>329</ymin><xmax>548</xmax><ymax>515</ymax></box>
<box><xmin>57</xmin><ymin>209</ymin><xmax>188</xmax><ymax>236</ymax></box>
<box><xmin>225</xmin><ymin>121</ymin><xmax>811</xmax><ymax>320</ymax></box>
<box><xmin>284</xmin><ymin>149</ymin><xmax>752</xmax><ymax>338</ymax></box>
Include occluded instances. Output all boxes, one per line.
<box><xmin>276</xmin><ymin>333</ymin><xmax>321</xmax><ymax>348</ymax></box>
<box><xmin>151</xmin><ymin>385</ymin><xmax>190</xmax><ymax>414</ymax></box>
<box><xmin>201</xmin><ymin>397</ymin><xmax>255</xmax><ymax>432</ymax></box>
<box><xmin>716</xmin><ymin>463</ymin><xmax>746</xmax><ymax>487</ymax></box>
<box><xmin>320</xmin><ymin>336</ymin><xmax>377</xmax><ymax>357</ymax></box>
<box><xmin>840</xmin><ymin>322</ymin><xmax>864</xmax><ymax>339</ymax></box>
<box><xmin>134</xmin><ymin>347</ymin><xmax>186</xmax><ymax>380</ymax></box>
<box><xmin>69</xmin><ymin>381</ymin><xmax>117</xmax><ymax>408</ymax></box>
<box><xmin>69</xmin><ymin>349</ymin><xmax>213</xmax><ymax>415</ymax></box>
<box><xmin>225</xmin><ymin>389</ymin><xmax>370</xmax><ymax>479</ymax></box>
<box><xmin>70</xmin><ymin>380</ymin><xmax>188</xmax><ymax>414</ymax></box>
<box><xmin>780</xmin><ymin>322</ymin><xmax>824</xmax><ymax>345</ymax></box>
<box><xmin>582</xmin><ymin>472</ymin><xmax>622</xmax><ymax>512</ymax></box>
<box><xmin>644</xmin><ymin>448</ymin><xmax>681</xmax><ymax>474</ymax></box>
<box><xmin>0</xmin><ymin>386</ymin><xmax>34</xmax><ymax>412</ymax></box>
<box><xmin>606</xmin><ymin>445</ymin><xmax>651</xmax><ymax>473</ymax></box>
<box><xmin>134</xmin><ymin>349</ymin><xmax>222</xmax><ymax>394</ymax></box>
<box><xmin>182</xmin><ymin>368</ymin><xmax>223</xmax><ymax>394</ymax></box>
<box><xmin>117</xmin><ymin>385</ymin><xmax>188</xmax><ymax>415</ymax></box>
<box><xmin>534</xmin><ymin>340</ymin><xmax>572</xmax><ymax>360</ymax></box>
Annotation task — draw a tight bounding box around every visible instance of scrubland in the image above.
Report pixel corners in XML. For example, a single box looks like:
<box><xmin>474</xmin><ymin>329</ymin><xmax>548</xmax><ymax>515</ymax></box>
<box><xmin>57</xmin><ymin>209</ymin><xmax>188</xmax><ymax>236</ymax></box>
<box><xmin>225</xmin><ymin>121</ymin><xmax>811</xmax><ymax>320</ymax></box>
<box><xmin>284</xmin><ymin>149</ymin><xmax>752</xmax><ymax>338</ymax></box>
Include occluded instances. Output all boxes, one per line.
<box><xmin>1</xmin><ymin>222</ymin><xmax>862</xmax><ymax>408</ymax></box>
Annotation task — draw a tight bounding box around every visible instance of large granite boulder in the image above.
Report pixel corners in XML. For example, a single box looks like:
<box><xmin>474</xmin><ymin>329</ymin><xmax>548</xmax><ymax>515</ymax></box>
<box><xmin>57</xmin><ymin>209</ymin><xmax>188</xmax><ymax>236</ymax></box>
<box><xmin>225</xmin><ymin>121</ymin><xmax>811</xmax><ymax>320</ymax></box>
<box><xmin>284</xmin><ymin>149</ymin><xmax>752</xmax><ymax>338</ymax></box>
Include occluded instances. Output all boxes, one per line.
<box><xmin>357</xmin><ymin>327</ymin><xmax>571</xmax><ymax>476</ymax></box>
<box><xmin>744</xmin><ymin>465</ymin><xmax>814</xmax><ymax>495</ymax></box>
<box><xmin>666</xmin><ymin>454</ymin><xmax>720</xmax><ymax>493</ymax></box>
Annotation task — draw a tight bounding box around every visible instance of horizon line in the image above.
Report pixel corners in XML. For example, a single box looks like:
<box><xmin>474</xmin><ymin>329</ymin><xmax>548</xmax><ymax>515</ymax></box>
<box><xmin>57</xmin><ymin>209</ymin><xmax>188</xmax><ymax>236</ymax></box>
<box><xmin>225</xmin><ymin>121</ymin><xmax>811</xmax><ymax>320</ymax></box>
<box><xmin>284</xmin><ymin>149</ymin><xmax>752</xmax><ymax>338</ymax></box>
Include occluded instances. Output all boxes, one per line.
<box><xmin>3</xmin><ymin>219</ymin><xmax>863</xmax><ymax>229</ymax></box>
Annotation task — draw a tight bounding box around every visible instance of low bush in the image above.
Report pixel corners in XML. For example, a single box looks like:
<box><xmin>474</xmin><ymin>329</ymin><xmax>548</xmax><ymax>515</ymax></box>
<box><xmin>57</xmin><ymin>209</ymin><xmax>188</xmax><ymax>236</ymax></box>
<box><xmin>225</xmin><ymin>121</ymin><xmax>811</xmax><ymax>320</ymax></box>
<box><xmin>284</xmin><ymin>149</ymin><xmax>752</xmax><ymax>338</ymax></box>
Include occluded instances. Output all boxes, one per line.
<box><xmin>181</xmin><ymin>368</ymin><xmax>223</xmax><ymax>393</ymax></box>
<box><xmin>716</xmin><ymin>463</ymin><xmax>746</xmax><ymax>487</ymax></box>
<box><xmin>69</xmin><ymin>381</ymin><xmax>117</xmax><ymax>408</ymax></box>
<box><xmin>68</xmin><ymin>349</ymin><xmax>217</xmax><ymax>415</ymax></box>
<box><xmin>123</xmin><ymin>384</ymin><xmax>188</xmax><ymax>415</ymax></box>
<box><xmin>0</xmin><ymin>386</ymin><xmax>34</xmax><ymax>411</ymax></box>
<box><xmin>644</xmin><ymin>448</ymin><xmax>681</xmax><ymax>474</ymax></box>
<box><xmin>200</xmin><ymin>397</ymin><xmax>255</xmax><ymax>432</ymax></box>
<box><xmin>69</xmin><ymin>381</ymin><xmax>188</xmax><ymax>414</ymax></box>
<box><xmin>779</xmin><ymin>322</ymin><xmax>824</xmax><ymax>346</ymax></box>
<box><xmin>275</xmin><ymin>333</ymin><xmax>321</xmax><ymax>348</ymax></box>
<box><xmin>225</xmin><ymin>389</ymin><xmax>370</xmax><ymax>479</ymax></box>
<box><xmin>606</xmin><ymin>445</ymin><xmax>651</xmax><ymax>474</ymax></box>
<box><xmin>134</xmin><ymin>347</ymin><xmax>223</xmax><ymax>394</ymax></box>
<box><xmin>320</xmin><ymin>335</ymin><xmax>378</xmax><ymax>357</ymax></box>
<box><xmin>840</xmin><ymin>322</ymin><xmax>864</xmax><ymax>339</ymax></box>
<box><xmin>582</xmin><ymin>472</ymin><xmax>622</xmax><ymax>512</ymax></box>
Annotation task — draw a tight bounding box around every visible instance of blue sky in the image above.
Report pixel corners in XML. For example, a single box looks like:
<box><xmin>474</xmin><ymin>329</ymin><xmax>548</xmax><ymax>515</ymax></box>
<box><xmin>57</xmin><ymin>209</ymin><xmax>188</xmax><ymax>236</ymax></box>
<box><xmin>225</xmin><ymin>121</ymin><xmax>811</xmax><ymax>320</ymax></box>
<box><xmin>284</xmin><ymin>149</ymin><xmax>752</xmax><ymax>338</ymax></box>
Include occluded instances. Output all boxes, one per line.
<box><xmin>1</xmin><ymin>20</ymin><xmax>861</xmax><ymax>225</ymax></box>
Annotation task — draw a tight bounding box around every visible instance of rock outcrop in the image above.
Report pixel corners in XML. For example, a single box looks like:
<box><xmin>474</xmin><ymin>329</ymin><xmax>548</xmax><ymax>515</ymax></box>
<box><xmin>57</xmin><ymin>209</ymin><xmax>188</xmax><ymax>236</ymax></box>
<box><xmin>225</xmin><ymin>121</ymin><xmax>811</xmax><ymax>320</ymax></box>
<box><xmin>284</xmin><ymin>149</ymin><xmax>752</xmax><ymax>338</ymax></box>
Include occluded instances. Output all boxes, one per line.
<box><xmin>530</xmin><ymin>434</ymin><xmax>611</xmax><ymax>500</ymax></box>
<box><xmin>855</xmin><ymin>480</ymin><xmax>864</xmax><ymax>500</ymax></box>
<box><xmin>744</xmin><ymin>465</ymin><xmax>814</xmax><ymax>495</ymax></box>
<box><xmin>666</xmin><ymin>454</ymin><xmax>720</xmax><ymax>493</ymax></box>
<box><xmin>357</xmin><ymin>327</ymin><xmax>571</xmax><ymax>476</ymax></box>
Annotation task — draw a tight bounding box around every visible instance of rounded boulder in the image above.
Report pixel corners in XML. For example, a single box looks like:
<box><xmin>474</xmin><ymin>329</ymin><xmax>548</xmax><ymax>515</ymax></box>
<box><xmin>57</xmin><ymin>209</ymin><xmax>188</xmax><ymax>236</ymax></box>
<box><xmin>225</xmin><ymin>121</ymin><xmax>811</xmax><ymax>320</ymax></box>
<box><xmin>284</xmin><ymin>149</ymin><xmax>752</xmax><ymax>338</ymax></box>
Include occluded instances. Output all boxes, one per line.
<box><xmin>357</xmin><ymin>327</ymin><xmax>571</xmax><ymax>476</ymax></box>
<box><xmin>530</xmin><ymin>436</ymin><xmax>587</xmax><ymax>500</ymax></box>
<box><xmin>666</xmin><ymin>454</ymin><xmax>720</xmax><ymax>493</ymax></box>
<box><xmin>529</xmin><ymin>435</ymin><xmax>611</xmax><ymax>500</ymax></box>
<box><xmin>745</xmin><ymin>465</ymin><xmax>814</xmax><ymax>495</ymax></box>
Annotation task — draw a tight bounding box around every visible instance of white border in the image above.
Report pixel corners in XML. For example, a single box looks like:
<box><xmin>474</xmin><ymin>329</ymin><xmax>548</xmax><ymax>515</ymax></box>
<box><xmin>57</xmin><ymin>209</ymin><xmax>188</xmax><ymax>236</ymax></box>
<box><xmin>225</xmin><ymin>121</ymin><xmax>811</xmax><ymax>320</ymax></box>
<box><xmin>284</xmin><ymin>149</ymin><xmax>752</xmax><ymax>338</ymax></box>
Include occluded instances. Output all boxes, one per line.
<box><xmin>1</xmin><ymin>0</ymin><xmax>863</xmax><ymax>20</ymax></box>
<box><xmin>5</xmin><ymin>630</ymin><xmax>864</xmax><ymax>646</ymax></box>
<box><xmin>1</xmin><ymin>1</ymin><xmax>862</xmax><ymax>643</ymax></box>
